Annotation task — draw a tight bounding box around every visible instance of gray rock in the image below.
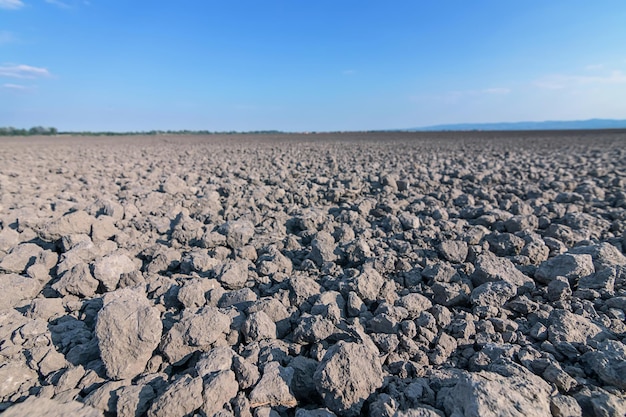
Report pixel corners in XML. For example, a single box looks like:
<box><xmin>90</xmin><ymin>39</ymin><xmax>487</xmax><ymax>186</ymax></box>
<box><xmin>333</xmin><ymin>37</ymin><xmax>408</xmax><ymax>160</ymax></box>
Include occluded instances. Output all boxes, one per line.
<box><xmin>177</xmin><ymin>278</ymin><xmax>220</xmax><ymax>309</ymax></box>
<box><xmin>26</xmin><ymin>297</ymin><xmax>65</xmax><ymax>322</ymax></box>
<box><xmin>310</xmin><ymin>231</ymin><xmax>337</xmax><ymax>266</ymax></box>
<box><xmin>147</xmin><ymin>375</ymin><xmax>203</xmax><ymax>417</ymax></box>
<box><xmin>220</xmin><ymin>220</ymin><xmax>255</xmax><ymax>249</ymax></box>
<box><xmin>485</xmin><ymin>232</ymin><xmax>525</xmax><ymax>256</ymax></box>
<box><xmin>588</xmin><ymin>389</ymin><xmax>626</xmax><ymax>417</ymax></box>
<box><xmin>289</xmin><ymin>355</ymin><xmax>320</xmax><ymax>402</ymax></box>
<box><xmin>550</xmin><ymin>394</ymin><xmax>582</xmax><ymax>417</ymax></box>
<box><xmin>248</xmin><ymin>297</ymin><xmax>291</xmax><ymax>338</ymax></box>
<box><xmin>581</xmin><ymin>340</ymin><xmax>626</xmax><ymax>389</ymax></box>
<box><xmin>202</xmin><ymin>370</ymin><xmax>239</xmax><ymax>416</ymax></box>
<box><xmin>548</xmin><ymin>309</ymin><xmax>603</xmax><ymax>345</ymax></box>
<box><xmin>195</xmin><ymin>346</ymin><xmax>236</xmax><ymax>378</ymax></box>
<box><xmin>314</xmin><ymin>341</ymin><xmax>383</xmax><ymax>416</ymax></box>
<box><xmin>504</xmin><ymin>214</ymin><xmax>538</xmax><ymax>233</ymax></box>
<box><xmin>95</xmin><ymin>289</ymin><xmax>162</xmax><ymax>380</ymax></box>
<box><xmin>429</xmin><ymin>332</ymin><xmax>457</xmax><ymax>365</ymax></box>
<box><xmin>257</xmin><ymin>246</ymin><xmax>293</xmax><ymax>276</ymax></box>
<box><xmin>83</xmin><ymin>380</ymin><xmax>127</xmax><ymax>414</ymax></box>
<box><xmin>52</xmin><ymin>262</ymin><xmax>99</xmax><ymax>297</ymax></box>
<box><xmin>93</xmin><ymin>253</ymin><xmax>137</xmax><ymax>292</ymax></box>
<box><xmin>217</xmin><ymin>259</ymin><xmax>250</xmax><ymax>290</ymax></box>
<box><xmin>438</xmin><ymin>240</ymin><xmax>468</xmax><ymax>263</ymax></box>
<box><xmin>242</xmin><ymin>311</ymin><xmax>277</xmax><ymax>343</ymax></box>
<box><xmin>470</xmin><ymin>281</ymin><xmax>516</xmax><ymax>307</ymax></box>
<box><xmin>91</xmin><ymin>216</ymin><xmax>119</xmax><ymax>242</ymax></box>
<box><xmin>293</xmin><ymin>314</ymin><xmax>338</xmax><ymax>344</ymax></box>
<box><xmin>394</xmin><ymin>406</ymin><xmax>444</xmax><ymax>417</ymax></box>
<box><xmin>546</xmin><ymin>276</ymin><xmax>572</xmax><ymax>301</ymax></box>
<box><xmin>219</xmin><ymin>287</ymin><xmax>258</xmax><ymax>309</ymax></box>
<box><xmin>0</xmin><ymin>228</ymin><xmax>19</xmax><ymax>252</ymax></box>
<box><xmin>422</xmin><ymin>262</ymin><xmax>458</xmax><ymax>283</ymax></box>
<box><xmin>578</xmin><ymin>267</ymin><xmax>616</xmax><ymax>293</ymax></box>
<box><xmin>160</xmin><ymin>174</ymin><xmax>188</xmax><ymax>194</ymax></box>
<box><xmin>606</xmin><ymin>296</ymin><xmax>626</xmax><ymax>311</ymax></box>
<box><xmin>233</xmin><ymin>355</ymin><xmax>261</xmax><ymax>390</ymax></box>
<box><xmin>38</xmin><ymin>210</ymin><xmax>96</xmax><ymax>241</ymax></box>
<box><xmin>116</xmin><ymin>384</ymin><xmax>155</xmax><ymax>417</ymax></box>
<box><xmin>398</xmin><ymin>212</ymin><xmax>420</xmax><ymax>230</ymax></box>
<box><xmin>0</xmin><ymin>242</ymin><xmax>44</xmax><ymax>273</ymax></box>
<box><xmin>0</xmin><ymin>273</ymin><xmax>45</xmax><ymax>308</ymax></box>
<box><xmin>442</xmin><ymin>363</ymin><xmax>552</xmax><ymax>417</ymax></box>
<box><xmin>432</xmin><ymin>280</ymin><xmax>472</xmax><ymax>307</ymax></box>
<box><xmin>160</xmin><ymin>306</ymin><xmax>231</xmax><ymax>365</ymax></box>
<box><xmin>569</xmin><ymin>242</ymin><xmax>626</xmax><ymax>270</ymax></box>
<box><xmin>289</xmin><ymin>275</ymin><xmax>322</xmax><ymax>306</ymax></box>
<box><xmin>471</xmin><ymin>252</ymin><xmax>533</xmax><ymax>288</ymax></box>
<box><xmin>535</xmin><ymin>253</ymin><xmax>595</xmax><ymax>284</ymax></box>
<box><xmin>542</xmin><ymin>363</ymin><xmax>577</xmax><ymax>392</ymax></box>
<box><xmin>351</xmin><ymin>264</ymin><xmax>385</xmax><ymax>303</ymax></box>
<box><xmin>346</xmin><ymin>291</ymin><xmax>366</xmax><ymax>317</ymax></box>
<box><xmin>3</xmin><ymin>397</ymin><xmax>103</xmax><ymax>417</ymax></box>
<box><xmin>249</xmin><ymin>361</ymin><xmax>298</xmax><ymax>409</ymax></box>
<box><xmin>397</xmin><ymin>293</ymin><xmax>432</xmax><ymax>319</ymax></box>
<box><xmin>0</xmin><ymin>360</ymin><xmax>39</xmax><ymax>402</ymax></box>
<box><xmin>295</xmin><ymin>408</ymin><xmax>337</xmax><ymax>417</ymax></box>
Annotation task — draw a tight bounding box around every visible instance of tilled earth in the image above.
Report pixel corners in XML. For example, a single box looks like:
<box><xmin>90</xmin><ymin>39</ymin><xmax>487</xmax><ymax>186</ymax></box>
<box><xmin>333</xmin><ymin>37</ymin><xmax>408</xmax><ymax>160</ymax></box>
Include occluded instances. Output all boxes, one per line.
<box><xmin>1</xmin><ymin>131</ymin><xmax>625</xmax><ymax>417</ymax></box>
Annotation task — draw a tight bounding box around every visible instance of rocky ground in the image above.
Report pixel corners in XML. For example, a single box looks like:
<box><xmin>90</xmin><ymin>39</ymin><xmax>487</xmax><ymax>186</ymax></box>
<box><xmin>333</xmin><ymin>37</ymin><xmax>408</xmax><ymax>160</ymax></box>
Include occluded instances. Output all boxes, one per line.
<box><xmin>1</xmin><ymin>131</ymin><xmax>625</xmax><ymax>417</ymax></box>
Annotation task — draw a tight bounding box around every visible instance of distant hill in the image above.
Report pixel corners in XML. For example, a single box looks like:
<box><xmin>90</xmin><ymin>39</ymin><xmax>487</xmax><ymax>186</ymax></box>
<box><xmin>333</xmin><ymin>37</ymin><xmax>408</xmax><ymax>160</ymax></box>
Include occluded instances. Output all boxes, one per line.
<box><xmin>408</xmin><ymin>119</ymin><xmax>626</xmax><ymax>131</ymax></box>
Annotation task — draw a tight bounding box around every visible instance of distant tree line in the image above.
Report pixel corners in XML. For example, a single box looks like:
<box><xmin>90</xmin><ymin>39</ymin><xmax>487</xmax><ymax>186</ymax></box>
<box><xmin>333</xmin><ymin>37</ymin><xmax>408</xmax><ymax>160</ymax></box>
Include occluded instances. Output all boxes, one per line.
<box><xmin>0</xmin><ymin>126</ymin><xmax>58</xmax><ymax>136</ymax></box>
<box><xmin>0</xmin><ymin>127</ymin><xmax>288</xmax><ymax>136</ymax></box>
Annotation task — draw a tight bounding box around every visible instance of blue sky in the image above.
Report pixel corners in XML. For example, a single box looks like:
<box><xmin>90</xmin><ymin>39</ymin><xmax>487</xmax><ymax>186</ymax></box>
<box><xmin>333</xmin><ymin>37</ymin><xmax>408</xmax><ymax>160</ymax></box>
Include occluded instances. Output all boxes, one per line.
<box><xmin>1</xmin><ymin>1</ymin><xmax>626</xmax><ymax>132</ymax></box>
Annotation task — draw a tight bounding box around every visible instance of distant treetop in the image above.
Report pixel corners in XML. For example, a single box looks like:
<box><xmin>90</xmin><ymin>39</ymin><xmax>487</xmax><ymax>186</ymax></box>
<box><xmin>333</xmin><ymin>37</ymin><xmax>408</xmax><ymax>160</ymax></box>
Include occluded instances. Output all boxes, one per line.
<box><xmin>0</xmin><ymin>127</ymin><xmax>288</xmax><ymax>136</ymax></box>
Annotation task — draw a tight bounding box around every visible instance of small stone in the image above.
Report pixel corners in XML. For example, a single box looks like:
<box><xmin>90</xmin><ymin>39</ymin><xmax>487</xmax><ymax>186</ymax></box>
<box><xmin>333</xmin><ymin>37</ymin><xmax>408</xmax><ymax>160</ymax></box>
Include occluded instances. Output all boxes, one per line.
<box><xmin>546</xmin><ymin>276</ymin><xmax>572</xmax><ymax>301</ymax></box>
<box><xmin>548</xmin><ymin>309</ymin><xmax>602</xmax><ymax>345</ymax></box>
<box><xmin>95</xmin><ymin>289</ymin><xmax>162</xmax><ymax>380</ymax></box>
<box><xmin>249</xmin><ymin>361</ymin><xmax>298</xmax><ymax>409</ymax></box>
<box><xmin>242</xmin><ymin>311</ymin><xmax>277</xmax><ymax>343</ymax></box>
<box><xmin>115</xmin><ymin>384</ymin><xmax>155</xmax><ymax>417</ymax></box>
<box><xmin>309</xmin><ymin>231</ymin><xmax>337</xmax><ymax>266</ymax></box>
<box><xmin>581</xmin><ymin>340</ymin><xmax>626</xmax><ymax>389</ymax></box>
<box><xmin>52</xmin><ymin>262</ymin><xmax>99</xmax><ymax>298</ymax></box>
<box><xmin>550</xmin><ymin>394</ymin><xmax>582</xmax><ymax>417</ymax></box>
<box><xmin>147</xmin><ymin>375</ymin><xmax>202</xmax><ymax>417</ymax></box>
<box><xmin>535</xmin><ymin>253</ymin><xmax>595</xmax><ymax>285</ymax></box>
<box><xmin>195</xmin><ymin>347</ymin><xmax>236</xmax><ymax>378</ymax></box>
<box><xmin>314</xmin><ymin>342</ymin><xmax>383</xmax><ymax>416</ymax></box>
<box><xmin>471</xmin><ymin>252</ymin><xmax>533</xmax><ymax>288</ymax></box>
<box><xmin>397</xmin><ymin>293</ymin><xmax>433</xmax><ymax>319</ymax></box>
<box><xmin>202</xmin><ymin>370</ymin><xmax>239</xmax><ymax>416</ymax></box>
<box><xmin>438</xmin><ymin>240</ymin><xmax>468</xmax><ymax>263</ymax></box>
<box><xmin>220</xmin><ymin>220</ymin><xmax>255</xmax><ymax>249</ymax></box>
<box><xmin>93</xmin><ymin>253</ymin><xmax>137</xmax><ymax>292</ymax></box>
<box><xmin>470</xmin><ymin>281</ymin><xmax>516</xmax><ymax>307</ymax></box>
<box><xmin>0</xmin><ymin>243</ymin><xmax>44</xmax><ymax>273</ymax></box>
<box><xmin>3</xmin><ymin>397</ymin><xmax>103</xmax><ymax>417</ymax></box>
<box><xmin>442</xmin><ymin>364</ymin><xmax>552</xmax><ymax>417</ymax></box>
<box><xmin>217</xmin><ymin>259</ymin><xmax>250</xmax><ymax>290</ymax></box>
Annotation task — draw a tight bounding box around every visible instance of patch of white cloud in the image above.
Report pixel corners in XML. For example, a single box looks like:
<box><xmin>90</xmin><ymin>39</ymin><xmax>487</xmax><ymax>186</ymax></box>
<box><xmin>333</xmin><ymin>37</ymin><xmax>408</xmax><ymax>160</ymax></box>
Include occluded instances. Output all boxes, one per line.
<box><xmin>535</xmin><ymin>69</ymin><xmax>626</xmax><ymax>90</ymax></box>
<box><xmin>0</xmin><ymin>0</ymin><xmax>24</xmax><ymax>10</ymax></box>
<box><xmin>412</xmin><ymin>87</ymin><xmax>511</xmax><ymax>104</ymax></box>
<box><xmin>0</xmin><ymin>30</ymin><xmax>15</xmax><ymax>44</ymax></box>
<box><xmin>45</xmin><ymin>0</ymin><xmax>70</xmax><ymax>8</ymax></box>
<box><xmin>483</xmin><ymin>88</ymin><xmax>510</xmax><ymax>94</ymax></box>
<box><xmin>2</xmin><ymin>82</ymin><xmax>33</xmax><ymax>90</ymax></box>
<box><xmin>585</xmin><ymin>64</ymin><xmax>604</xmax><ymax>71</ymax></box>
<box><xmin>0</xmin><ymin>64</ymin><xmax>51</xmax><ymax>78</ymax></box>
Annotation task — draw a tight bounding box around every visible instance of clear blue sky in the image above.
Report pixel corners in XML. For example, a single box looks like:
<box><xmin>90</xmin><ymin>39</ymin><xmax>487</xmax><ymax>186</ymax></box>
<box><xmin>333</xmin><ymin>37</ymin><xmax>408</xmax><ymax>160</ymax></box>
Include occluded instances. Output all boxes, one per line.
<box><xmin>1</xmin><ymin>1</ymin><xmax>626</xmax><ymax>132</ymax></box>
